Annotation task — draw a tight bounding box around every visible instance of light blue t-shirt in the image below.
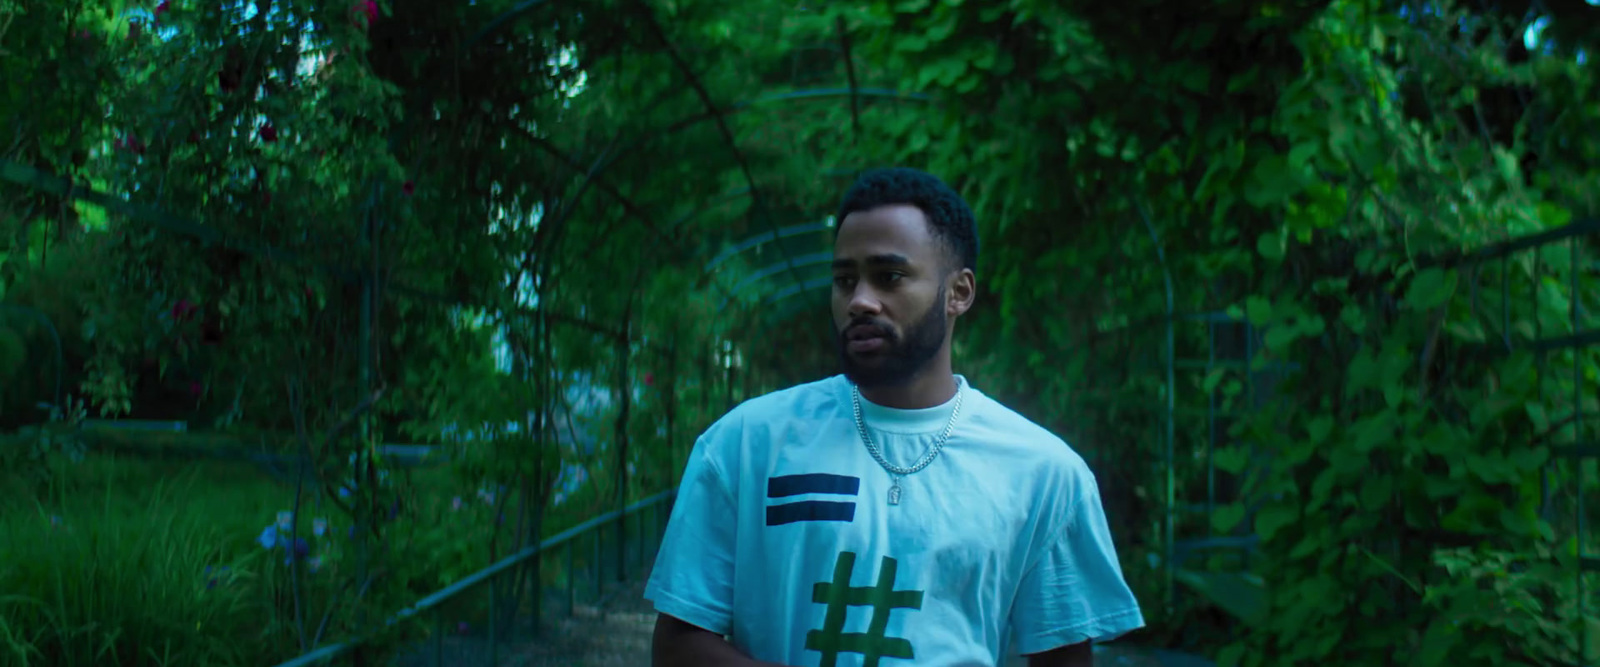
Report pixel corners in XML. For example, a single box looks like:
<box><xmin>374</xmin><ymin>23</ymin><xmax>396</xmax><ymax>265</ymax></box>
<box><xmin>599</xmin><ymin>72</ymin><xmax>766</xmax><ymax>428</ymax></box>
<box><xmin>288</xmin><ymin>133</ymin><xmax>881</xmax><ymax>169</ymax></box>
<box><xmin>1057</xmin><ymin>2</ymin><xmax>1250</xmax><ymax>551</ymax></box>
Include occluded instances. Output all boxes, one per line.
<box><xmin>645</xmin><ymin>374</ymin><xmax>1144</xmax><ymax>666</ymax></box>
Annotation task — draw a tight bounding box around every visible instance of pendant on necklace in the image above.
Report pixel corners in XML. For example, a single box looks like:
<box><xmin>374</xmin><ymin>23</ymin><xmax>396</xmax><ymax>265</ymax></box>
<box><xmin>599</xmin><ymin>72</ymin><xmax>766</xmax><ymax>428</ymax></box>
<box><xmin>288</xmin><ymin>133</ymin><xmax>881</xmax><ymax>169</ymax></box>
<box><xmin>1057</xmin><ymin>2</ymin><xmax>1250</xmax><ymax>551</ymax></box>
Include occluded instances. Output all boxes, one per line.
<box><xmin>888</xmin><ymin>483</ymin><xmax>902</xmax><ymax>506</ymax></box>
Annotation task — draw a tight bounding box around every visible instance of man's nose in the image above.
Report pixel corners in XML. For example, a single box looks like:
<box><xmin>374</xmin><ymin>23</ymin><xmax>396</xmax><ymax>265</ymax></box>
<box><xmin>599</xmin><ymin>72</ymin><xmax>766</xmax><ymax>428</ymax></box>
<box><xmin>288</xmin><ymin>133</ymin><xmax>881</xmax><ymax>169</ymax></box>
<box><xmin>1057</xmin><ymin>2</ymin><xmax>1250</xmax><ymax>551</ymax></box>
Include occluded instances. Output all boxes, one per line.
<box><xmin>847</xmin><ymin>285</ymin><xmax>883</xmax><ymax>317</ymax></box>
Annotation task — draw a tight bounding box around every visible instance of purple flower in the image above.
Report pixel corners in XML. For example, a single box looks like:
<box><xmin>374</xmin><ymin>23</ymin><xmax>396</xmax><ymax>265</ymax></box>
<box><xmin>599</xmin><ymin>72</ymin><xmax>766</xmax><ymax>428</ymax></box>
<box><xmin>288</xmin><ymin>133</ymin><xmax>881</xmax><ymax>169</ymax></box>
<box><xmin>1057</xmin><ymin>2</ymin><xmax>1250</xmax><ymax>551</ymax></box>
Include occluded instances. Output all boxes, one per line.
<box><xmin>203</xmin><ymin>565</ymin><xmax>230</xmax><ymax>589</ymax></box>
<box><xmin>259</xmin><ymin>520</ymin><xmax>314</xmax><ymax>565</ymax></box>
<box><xmin>258</xmin><ymin>525</ymin><xmax>281</xmax><ymax>550</ymax></box>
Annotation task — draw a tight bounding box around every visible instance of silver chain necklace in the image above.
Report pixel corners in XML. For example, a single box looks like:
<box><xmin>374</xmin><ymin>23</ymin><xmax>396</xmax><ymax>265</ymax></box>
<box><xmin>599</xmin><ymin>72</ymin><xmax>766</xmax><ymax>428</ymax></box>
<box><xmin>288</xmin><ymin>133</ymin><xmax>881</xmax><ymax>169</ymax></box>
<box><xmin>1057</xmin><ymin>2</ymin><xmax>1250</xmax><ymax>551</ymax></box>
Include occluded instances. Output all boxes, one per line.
<box><xmin>850</xmin><ymin>378</ymin><xmax>965</xmax><ymax>506</ymax></box>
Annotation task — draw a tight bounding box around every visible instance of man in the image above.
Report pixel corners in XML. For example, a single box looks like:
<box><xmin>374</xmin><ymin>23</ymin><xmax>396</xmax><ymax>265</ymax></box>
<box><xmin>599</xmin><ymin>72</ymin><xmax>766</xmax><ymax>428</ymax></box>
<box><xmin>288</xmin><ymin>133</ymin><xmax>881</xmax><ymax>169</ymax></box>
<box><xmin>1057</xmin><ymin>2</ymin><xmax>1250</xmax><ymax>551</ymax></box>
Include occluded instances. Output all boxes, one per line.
<box><xmin>646</xmin><ymin>168</ymin><xmax>1143</xmax><ymax>667</ymax></box>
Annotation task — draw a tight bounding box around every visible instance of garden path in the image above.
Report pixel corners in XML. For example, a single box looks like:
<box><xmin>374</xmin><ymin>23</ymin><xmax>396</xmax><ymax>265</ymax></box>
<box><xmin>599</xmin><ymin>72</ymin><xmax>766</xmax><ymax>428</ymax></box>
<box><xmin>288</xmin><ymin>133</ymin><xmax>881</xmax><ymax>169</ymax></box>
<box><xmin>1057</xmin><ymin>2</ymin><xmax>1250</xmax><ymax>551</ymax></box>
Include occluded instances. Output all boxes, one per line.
<box><xmin>395</xmin><ymin>569</ymin><xmax>1215</xmax><ymax>667</ymax></box>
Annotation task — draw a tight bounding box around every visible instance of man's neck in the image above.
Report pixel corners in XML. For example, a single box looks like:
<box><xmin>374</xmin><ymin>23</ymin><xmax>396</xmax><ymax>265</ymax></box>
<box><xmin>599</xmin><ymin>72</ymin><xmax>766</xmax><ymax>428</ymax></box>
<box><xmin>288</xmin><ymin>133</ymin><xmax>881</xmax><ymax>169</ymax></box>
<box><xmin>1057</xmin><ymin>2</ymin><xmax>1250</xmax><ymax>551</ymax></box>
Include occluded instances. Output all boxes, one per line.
<box><xmin>857</xmin><ymin>367</ymin><xmax>959</xmax><ymax>410</ymax></box>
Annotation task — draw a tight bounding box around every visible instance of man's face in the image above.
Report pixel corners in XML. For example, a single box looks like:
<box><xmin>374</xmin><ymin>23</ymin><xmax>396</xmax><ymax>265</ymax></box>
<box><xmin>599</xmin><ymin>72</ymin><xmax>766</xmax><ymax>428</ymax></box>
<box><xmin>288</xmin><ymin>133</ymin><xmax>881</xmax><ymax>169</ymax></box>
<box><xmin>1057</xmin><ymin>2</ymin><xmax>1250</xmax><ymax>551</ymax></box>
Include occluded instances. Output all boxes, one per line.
<box><xmin>830</xmin><ymin>204</ymin><xmax>954</xmax><ymax>389</ymax></box>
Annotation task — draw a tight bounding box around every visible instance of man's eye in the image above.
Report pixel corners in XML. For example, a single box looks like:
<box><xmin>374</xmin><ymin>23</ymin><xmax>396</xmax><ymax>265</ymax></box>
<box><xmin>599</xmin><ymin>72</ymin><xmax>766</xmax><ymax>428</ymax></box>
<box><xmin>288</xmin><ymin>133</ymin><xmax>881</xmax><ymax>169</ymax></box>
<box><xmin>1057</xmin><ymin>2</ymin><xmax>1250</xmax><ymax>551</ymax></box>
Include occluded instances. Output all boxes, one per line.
<box><xmin>833</xmin><ymin>276</ymin><xmax>857</xmax><ymax>289</ymax></box>
<box><xmin>880</xmin><ymin>273</ymin><xmax>905</xmax><ymax>284</ymax></box>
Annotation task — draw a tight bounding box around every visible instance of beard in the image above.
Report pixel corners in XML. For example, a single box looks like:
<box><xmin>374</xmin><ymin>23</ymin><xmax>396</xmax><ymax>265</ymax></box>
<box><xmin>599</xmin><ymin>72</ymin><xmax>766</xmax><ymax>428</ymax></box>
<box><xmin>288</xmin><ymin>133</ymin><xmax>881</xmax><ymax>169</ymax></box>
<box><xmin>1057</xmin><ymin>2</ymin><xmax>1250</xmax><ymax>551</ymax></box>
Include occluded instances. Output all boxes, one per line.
<box><xmin>836</xmin><ymin>286</ymin><xmax>948</xmax><ymax>390</ymax></box>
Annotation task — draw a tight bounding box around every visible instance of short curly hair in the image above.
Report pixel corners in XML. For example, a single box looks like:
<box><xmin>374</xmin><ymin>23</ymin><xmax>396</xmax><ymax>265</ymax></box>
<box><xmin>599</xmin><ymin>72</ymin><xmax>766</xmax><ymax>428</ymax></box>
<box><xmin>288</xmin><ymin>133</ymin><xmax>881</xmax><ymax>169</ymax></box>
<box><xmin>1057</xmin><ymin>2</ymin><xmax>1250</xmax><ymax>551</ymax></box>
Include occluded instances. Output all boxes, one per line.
<box><xmin>833</xmin><ymin>167</ymin><xmax>979</xmax><ymax>274</ymax></box>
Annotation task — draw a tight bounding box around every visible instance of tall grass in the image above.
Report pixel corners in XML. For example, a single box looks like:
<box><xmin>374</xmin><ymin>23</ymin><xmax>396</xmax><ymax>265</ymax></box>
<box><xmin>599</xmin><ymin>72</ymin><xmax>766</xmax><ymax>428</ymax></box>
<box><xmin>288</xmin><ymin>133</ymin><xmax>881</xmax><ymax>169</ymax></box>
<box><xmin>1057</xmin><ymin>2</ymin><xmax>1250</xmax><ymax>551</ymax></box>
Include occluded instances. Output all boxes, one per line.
<box><xmin>0</xmin><ymin>453</ymin><xmax>298</xmax><ymax>667</ymax></box>
<box><xmin>0</xmin><ymin>449</ymin><xmax>650</xmax><ymax>667</ymax></box>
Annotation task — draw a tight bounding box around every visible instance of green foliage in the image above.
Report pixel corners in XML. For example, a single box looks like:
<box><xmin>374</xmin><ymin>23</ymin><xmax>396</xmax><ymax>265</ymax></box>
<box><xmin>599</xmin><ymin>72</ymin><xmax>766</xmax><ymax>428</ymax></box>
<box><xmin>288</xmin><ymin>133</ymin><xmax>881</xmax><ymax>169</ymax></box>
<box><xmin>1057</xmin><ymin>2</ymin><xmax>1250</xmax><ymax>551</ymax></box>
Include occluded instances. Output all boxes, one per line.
<box><xmin>0</xmin><ymin>455</ymin><xmax>316</xmax><ymax>666</ymax></box>
<box><xmin>5</xmin><ymin>0</ymin><xmax>1600</xmax><ymax>664</ymax></box>
<box><xmin>785</xmin><ymin>0</ymin><xmax>1600</xmax><ymax>664</ymax></box>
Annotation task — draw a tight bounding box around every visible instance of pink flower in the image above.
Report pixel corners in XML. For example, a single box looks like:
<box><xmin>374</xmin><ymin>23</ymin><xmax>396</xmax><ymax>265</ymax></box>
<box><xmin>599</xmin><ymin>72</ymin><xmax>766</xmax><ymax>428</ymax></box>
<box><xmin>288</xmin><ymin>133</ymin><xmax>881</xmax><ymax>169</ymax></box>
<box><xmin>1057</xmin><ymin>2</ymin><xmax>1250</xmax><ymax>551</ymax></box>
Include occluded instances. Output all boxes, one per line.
<box><xmin>352</xmin><ymin>0</ymin><xmax>378</xmax><ymax>29</ymax></box>
<box><xmin>116</xmin><ymin>136</ymin><xmax>147</xmax><ymax>155</ymax></box>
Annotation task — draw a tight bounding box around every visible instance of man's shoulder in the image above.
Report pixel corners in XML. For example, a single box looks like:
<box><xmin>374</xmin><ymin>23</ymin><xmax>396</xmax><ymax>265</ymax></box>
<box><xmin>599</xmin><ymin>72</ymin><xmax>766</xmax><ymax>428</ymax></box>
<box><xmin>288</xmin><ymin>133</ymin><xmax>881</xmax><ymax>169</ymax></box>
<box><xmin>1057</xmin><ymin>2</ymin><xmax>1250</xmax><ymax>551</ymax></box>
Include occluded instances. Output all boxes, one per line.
<box><xmin>965</xmin><ymin>386</ymin><xmax>1090</xmax><ymax>475</ymax></box>
<box><xmin>724</xmin><ymin>374</ymin><xmax>844</xmax><ymax>420</ymax></box>
<box><xmin>700</xmin><ymin>375</ymin><xmax>845</xmax><ymax>440</ymax></box>
<box><xmin>689</xmin><ymin>376</ymin><xmax>844</xmax><ymax>478</ymax></box>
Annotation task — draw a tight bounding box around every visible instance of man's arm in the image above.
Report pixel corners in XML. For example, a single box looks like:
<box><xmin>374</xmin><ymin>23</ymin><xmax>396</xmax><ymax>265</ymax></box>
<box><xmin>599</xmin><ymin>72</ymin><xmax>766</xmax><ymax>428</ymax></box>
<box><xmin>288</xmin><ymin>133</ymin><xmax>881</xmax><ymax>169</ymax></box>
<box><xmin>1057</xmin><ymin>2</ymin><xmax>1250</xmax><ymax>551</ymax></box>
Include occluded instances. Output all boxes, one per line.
<box><xmin>646</xmin><ymin>424</ymin><xmax>788</xmax><ymax>666</ymax></box>
<box><xmin>1007</xmin><ymin>463</ymin><xmax>1144</xmax><ymax>659</ymax></box>
<box><xmin>1024</xmin><ymin>640</ymin><xmax>1093</xmax><ymax>667</ymax></box>
<box><xmin>652</xmin><ymin>614</ymin><xmax>792</xmax><ymax>667</ymax></box>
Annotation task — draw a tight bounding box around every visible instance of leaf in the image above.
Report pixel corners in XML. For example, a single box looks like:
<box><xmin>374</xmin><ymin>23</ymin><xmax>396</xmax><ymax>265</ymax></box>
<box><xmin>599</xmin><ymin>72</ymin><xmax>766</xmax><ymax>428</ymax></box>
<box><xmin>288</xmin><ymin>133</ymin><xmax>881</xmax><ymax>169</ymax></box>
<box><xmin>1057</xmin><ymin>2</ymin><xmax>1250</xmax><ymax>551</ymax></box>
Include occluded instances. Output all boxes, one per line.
<box><xmin>1493</xmin><ymin>146</ymin><xmax>1521</xmax><ymax>185</ymax></box>
<box><xmin>1499</xmin><ymin>506</ymin><xmax>1534</xmax><ymax>537</ymax></box>
<box><xmin>1340</xmin><ymin>304</ymin><xmax>1366</xmax><ymax>333</ymax></box>
<box><xmin>1245</xmin><ymin>296</ymin><xmax>1272</xmax><ymax>326</ymax></box>
<box><xmin>1253</xmin><ymin>504</ymin><xmax>1297</xmax><ymax>541</ymax></box>
<box><xmin>1404</xmin><ymin>268</ymin><xmax>1457</xmax><ymax>310</ymax></box>
<box><xmin>1263</xmin><ymin>325</ymin><xmax>1299</xmax><ymax>352</ymax></box>
<box><xmin>1311</xmin><ymin>277</ymin><xmax>1348</xmax><ymax>295</ymax></box>
<box><xmin>1508</xmin><ymin>446</ymin><xmax>1548</xmax><ymax>471</ymax></box>
<box><xmin>1287</xmin><ymin>141</ymin><xmax>1318</xmax><ymax>174</ymax></box>
<box><xmin>1225</xmin><ymin>67</ymin><xmax>1259</xmax><ymax>93</ymax></box>
<box><xmin>1352</xmin><ymin>411</ymin><xmax>1396</xmax><ymax>452</ymax></box>
<box><xmin>1217</xmin><ymin>644</ymin><xmax>1248</xmax><ymax>667</ymax></box>
<box><xmin>1289</xmin><ymin>534</ymin><xmax>1320</xmax><ymax>560</ymax></box>
<box><xmin>1414</xmin><ymin>616</ymin><xmax>1461</xmax><ymax>666</ymax></box>
<box><xmin>1424</xmin><ymin>474</ymin><xmax>1461</xmax><ymax>499</ymax></box>
<box><xmin>1524</xmin><ymin>401</ymin><xmax>1549</xmax><ymax>432</ymax></box>
<box><xmin>1307</xmin><ymin>415</ymin><xmax>1334</xmax><ymax>443</ymax></box>
<box><xmin>1358</xmin><ymin>473</ymin><xmax>1391</xmax><ymax>510</ymax></box>
<box><xmin>1443</xmin><ymin>320</ymin><xmax>1486</xmax><ymax>343</ymax></box>
<box><xmin>1299</xmin><ymin>314</ymin><xmax>1326</xmax><ymax>338</ymax></box>
<box><xmin>1173</xmin><ymin>569</ymin><xmax>1268</xmax><ymax>626</ymax></box>
<box><xmin>1308</xmin><ymin>469</ymin><xmax>1339</xmax><ymax>511</ymax></box>
<box><xmin>1211</xmin><ymin>503</ymin><xmax>1247</xmax><ymax>532</ymax></box>
<box><xmin>1245</xmin><ymin>154</ymin><xmax>1301</xmax><ymax>207</ymax></box>
<box><xmin>1256</xmin><ymin>230</ymin><xmax>1286</xmax><ymax>261</ymax></box>
<box><xmin>1214</xmin><ymin>446</ymin><xmax>1251</xmax><ymax>474</ymax></box>
<box><xmin>1536</xmin><ymin>201</ymin><xmax>1573</xmax><ymax>227</ymax></box>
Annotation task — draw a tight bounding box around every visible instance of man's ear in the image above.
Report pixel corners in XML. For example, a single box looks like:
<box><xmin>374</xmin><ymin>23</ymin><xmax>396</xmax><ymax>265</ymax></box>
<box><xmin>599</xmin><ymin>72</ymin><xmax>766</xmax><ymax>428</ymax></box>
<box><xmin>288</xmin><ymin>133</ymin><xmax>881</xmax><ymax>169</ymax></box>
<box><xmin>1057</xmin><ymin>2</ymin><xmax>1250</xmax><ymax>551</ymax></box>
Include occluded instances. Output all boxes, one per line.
<box><xmin>947</xmin><ymin>267</ymin><xmax>977</xmax><ymax>318</ymax></box>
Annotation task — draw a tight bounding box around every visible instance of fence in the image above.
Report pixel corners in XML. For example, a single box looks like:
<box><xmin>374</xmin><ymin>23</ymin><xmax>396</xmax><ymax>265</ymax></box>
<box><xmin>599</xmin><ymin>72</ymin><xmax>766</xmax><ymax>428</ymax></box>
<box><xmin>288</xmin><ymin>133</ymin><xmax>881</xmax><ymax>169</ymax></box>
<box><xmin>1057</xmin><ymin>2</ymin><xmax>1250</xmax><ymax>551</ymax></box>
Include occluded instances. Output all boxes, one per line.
<box><xmin>1428</xmin><ymin>219</ymin><xmax>1599</xmax><ymax>664</ymax></box>
<box><xmin>1133</xmin><ymin>219</ymin><xmax>1599</xmax><ymax>661</ymax></box>
<box><xmin>0</xmin><ymin>154</ymin><xmax>731</xmax><ymax>667</ymax></box>
<box><xmin>274</xmin><ymin>489</ymin><xmax>677</xmax><ymax>667</ymax></box>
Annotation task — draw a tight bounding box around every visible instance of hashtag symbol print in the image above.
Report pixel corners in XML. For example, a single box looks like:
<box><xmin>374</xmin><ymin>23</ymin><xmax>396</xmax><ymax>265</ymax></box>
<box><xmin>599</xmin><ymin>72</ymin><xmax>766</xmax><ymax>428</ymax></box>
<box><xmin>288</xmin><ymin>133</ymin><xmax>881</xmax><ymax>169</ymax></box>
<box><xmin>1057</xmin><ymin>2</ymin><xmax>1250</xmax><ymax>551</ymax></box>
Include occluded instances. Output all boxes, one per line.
<box><xmin>804</xmin><ymin>551</ymin><xmax>925</xmax><ymax>667</ymax></box>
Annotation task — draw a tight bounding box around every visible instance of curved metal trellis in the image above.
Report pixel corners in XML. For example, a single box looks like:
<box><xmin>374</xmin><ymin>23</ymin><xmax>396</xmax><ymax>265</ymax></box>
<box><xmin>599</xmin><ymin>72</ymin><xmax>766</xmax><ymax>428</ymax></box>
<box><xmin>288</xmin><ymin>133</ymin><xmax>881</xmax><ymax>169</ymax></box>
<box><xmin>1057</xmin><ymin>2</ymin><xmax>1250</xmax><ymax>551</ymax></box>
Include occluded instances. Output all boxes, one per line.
<box><xmin>1130</xmin><ymin>195</ymin><xmax>1179</xmax><ymax>610</ymax></box>
<box><xmin>0</xmin><ymin>3</ymin><xmax>943</xmax><ymax>665</ymax></box>
<box><xmin>0</xmin><ymin>303</ymin><xmax>64</xmax><ymax>415</ymax></box>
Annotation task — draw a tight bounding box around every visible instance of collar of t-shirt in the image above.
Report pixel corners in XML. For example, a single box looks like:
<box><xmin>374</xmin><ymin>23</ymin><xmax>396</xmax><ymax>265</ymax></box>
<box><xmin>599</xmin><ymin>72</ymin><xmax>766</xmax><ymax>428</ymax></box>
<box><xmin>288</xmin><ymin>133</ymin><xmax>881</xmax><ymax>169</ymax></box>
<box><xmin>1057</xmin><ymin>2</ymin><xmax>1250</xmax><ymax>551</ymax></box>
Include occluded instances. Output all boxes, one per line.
<box><xmin>854</xmin><ymin>375</ymin><xmax>967</xmax><ymax>435</ymax></box>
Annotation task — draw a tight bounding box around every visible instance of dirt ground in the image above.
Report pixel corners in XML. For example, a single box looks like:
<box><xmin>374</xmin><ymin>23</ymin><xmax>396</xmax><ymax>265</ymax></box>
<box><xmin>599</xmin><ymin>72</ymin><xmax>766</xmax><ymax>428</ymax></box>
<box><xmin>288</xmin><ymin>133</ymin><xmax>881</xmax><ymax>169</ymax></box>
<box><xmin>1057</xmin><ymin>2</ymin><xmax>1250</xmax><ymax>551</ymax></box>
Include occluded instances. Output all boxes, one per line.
<box><xmin>396</xmin><ymin>575</ymin><xmax>1212</xmax><ymax>667</ymax></box>
<box><xmin>503</xmin><ymin>579</ymin><xmax>656</xmax><ymax>667</ymax></box>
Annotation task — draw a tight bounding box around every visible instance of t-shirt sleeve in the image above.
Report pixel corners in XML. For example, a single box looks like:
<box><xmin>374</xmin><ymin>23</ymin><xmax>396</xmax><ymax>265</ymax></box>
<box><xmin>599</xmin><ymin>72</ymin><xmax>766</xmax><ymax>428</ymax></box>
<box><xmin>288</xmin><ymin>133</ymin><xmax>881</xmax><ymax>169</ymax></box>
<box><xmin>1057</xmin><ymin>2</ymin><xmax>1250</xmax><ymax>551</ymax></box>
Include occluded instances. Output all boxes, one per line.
<box><xmin>643</xmin><ymin>432</ymin><xmax>738</xmax><ymax>636</ymax></box>
<box><xmin>1007</xmin><ymin>470</ymin><xmax>1146</xmax><ymax>655</ymax></box>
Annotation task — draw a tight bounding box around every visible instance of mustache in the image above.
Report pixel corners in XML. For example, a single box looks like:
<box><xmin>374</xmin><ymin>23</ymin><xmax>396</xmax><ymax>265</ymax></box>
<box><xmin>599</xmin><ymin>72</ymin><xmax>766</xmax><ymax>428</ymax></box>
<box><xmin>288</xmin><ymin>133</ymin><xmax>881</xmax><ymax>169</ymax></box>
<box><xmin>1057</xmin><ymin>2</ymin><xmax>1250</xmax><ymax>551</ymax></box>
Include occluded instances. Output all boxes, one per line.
<box><xmin>840</xmin><ymin>319</ymin><xmax>895</xmax><ymax>341</ymax></box>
